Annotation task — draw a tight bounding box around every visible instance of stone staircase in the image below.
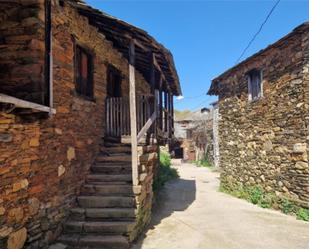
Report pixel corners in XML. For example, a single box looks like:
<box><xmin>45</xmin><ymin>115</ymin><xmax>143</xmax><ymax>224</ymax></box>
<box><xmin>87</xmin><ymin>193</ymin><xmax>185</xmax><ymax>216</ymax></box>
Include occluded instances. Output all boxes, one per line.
<box><xmin>58</xmin><ymin>137</ymin><xmax>135</xmax><ymax>249</ymax></box>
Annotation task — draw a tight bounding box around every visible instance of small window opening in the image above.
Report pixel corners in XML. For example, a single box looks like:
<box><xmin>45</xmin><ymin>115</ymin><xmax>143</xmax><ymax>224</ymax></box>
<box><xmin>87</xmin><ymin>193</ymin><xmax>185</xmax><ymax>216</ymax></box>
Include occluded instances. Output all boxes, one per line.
<box><xmin>248</xmin><ymin>69</ymin><xmax>262</xmax><ymax>101</ymax></box>
<box><xmin>107</xmin><ymin>66</ymin><xmax>122</xmax><ymax>97</ymax></box>
<box><xmin>75</xmin><ymin>45</ymin><xmax>94</xmax><ymax>99</ymax></box>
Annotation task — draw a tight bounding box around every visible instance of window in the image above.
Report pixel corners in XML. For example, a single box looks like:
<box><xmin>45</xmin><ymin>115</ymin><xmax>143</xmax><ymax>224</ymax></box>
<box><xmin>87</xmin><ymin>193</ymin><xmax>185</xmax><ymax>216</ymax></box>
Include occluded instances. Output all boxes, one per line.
<box><xmin>75</xmin><ymin>45</ymin><xmax>93</xmax><ymax>99</ymax></box>
<box><xmin>248</xmin><ymin>69</ymin><xmax>262</xmax><ymax>101</ymax></box>
<box><xmin>107</xmin><ymin>66</ymin><xmax>122</xmax><ymax>97</ymax></box>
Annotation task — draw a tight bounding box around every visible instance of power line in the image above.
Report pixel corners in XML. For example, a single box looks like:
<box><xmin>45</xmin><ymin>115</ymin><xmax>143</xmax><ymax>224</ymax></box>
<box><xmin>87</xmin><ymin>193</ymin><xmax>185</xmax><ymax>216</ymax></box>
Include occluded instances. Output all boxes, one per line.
<box><xmin>235</xmin><ymin>0</ymin><xmax>281</xmax><ymax>64</ymax></box>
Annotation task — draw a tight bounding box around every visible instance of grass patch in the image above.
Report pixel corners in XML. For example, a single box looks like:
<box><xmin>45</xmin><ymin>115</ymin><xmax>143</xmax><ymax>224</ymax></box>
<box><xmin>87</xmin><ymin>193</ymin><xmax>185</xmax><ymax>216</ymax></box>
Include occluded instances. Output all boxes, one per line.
<box><xmin>153</xmin><ymin>150</ymin><xmax>179</xmax><ymax>192</ymax></box>
<box><xmin>296</xmin><ymin>208</ymin><xmax>309</xmax><ymax>221</ymax></box>
<box><xmin>220</xmin><ymin>183</ymin><xmax>309</xmax><ymax>222</ymax></box>
<box><xmin>194</xmin><ymin>158</ymin><xmax>213</xmax><ymax>168</ymax></box>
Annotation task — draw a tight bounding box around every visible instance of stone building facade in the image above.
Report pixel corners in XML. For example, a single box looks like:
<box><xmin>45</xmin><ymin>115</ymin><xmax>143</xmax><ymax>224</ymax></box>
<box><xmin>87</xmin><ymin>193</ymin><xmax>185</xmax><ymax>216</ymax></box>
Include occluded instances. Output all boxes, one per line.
<box><xmin>0</xmin><ymin>1</ymin><xmax>181</xmax><ymax>248</ymax></box>
<box><xmin>208</xmin><ymin>23</ymin><xmax>309</xmax><ymax>208</ymax></box>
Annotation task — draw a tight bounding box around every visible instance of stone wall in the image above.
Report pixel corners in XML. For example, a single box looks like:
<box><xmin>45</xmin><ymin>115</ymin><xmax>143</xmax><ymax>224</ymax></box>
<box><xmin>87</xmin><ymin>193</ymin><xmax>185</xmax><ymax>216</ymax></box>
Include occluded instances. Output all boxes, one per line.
<box><xmin>0</xmin><ymin>1</ymin><xmax>152</xmax><ymax>249</ymax></box>
<box><xmin>0</xmin><ymin>0</ymin><xmax>46</xmax><ymax>104</ymax></box>
<box><xmin>130</xmin><ymin>145</ymin><xmax>158</xmax><ymax>242</ymax></box>
<box><xmin>217</xmin><ymin>28</ymin><xmax>309</xmax><ymax>208</ymax></box>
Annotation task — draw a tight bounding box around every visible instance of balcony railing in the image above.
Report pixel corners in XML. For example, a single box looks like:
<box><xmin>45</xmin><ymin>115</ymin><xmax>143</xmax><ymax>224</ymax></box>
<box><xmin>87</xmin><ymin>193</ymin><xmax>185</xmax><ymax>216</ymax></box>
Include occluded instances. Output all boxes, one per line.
<box><xmin>105</xmin><ymin>95</ymin><xmax>155</xmax><ymax>140</ymax></box>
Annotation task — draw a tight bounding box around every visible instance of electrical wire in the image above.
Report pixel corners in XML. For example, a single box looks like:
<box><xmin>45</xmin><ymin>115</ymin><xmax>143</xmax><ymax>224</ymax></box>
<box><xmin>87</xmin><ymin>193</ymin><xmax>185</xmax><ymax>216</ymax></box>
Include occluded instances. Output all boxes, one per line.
<box><xmin>235</xmin><ymin>0</ymin><xmax>281</xmax><ymax>64</ymax></box>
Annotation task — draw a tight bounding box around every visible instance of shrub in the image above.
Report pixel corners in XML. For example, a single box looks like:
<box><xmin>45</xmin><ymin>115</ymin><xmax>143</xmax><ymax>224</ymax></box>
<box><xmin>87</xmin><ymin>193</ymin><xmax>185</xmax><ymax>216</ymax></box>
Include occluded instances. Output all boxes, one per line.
<box><xmin>220</xmin><ymin>183</ymin><xmax>309</xmax><ymax>222</ymax></box>
<box><xmin>153</xmin><ymin>151</ymin><xmax>179</xmax><ymax>192</ymax></box>
<box><xmin>280</xmin><ymin>198</ymin><xmax>295</xmax><ymax>214</ymax></box>
<box><xmin>296</xmin><ymin>208</ymin><xmax>309</xmax><ymax>221</ymax></box>
<box><xmin>248</xmin><ymin>186</ymin><xmax>263</xmax><ymax>205</ymax></box>
<box><xmin>194</xmin><ymin>158</ymin><xmax>212</xmax><ymax>168</ymax></box>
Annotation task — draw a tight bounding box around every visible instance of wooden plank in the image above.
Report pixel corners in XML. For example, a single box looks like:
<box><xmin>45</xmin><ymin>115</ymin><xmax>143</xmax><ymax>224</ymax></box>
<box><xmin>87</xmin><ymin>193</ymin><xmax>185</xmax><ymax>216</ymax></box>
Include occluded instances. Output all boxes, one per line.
<box><xmin>171</xmin><ymin>94</ymin><xmax>174</xmax><ymax>136</ymax></box>
<box><xmin>137</xmin><ymin>111</ymin><xmax>157</xmax><ymax>142</ymax></box>
<box><xmin>164</xmin><ymin>91</ymin><xmax>168</xmax><ymax>132</ymax></box>
<box><xmin>106</xmin><ymin>98</ymin><xmax>110</xmax><ymax>136</ymax></box>
<box><xmin>129</xmin><ymin>40</ymin><xmax>139</xmax><ymax>187</ymax></box>
<box><xmin>0</xmin><ymin>94</ymin><xmax>56</xmax><ymax>114</ymax></box>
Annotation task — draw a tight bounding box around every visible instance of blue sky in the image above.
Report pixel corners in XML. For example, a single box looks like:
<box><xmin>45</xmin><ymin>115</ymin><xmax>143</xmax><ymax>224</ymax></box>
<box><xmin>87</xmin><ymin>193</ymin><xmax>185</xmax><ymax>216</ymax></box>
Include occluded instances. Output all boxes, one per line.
<box><xmin>85</xmin><ymin>0</ymin><xmax>309</xmax><ymax>111</ymax></box>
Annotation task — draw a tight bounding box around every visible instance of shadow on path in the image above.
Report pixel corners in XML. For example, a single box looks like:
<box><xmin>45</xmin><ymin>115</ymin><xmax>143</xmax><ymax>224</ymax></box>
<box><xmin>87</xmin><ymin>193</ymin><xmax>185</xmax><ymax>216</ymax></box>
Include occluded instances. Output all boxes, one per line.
<box><xmin>132</xmin><ymin>177</ymin><xmax>196</xmax><ymax>249</ymax></box>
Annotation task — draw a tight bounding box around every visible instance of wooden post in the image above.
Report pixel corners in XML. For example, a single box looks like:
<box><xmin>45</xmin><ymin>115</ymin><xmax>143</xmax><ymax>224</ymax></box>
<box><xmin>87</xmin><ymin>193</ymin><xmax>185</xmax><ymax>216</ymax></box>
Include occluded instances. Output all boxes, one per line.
<box><xmin>129</xmin><ymin>40</ymin><xmax>139</xmax><ymax>187</ymax></box>
<box><xmin>148</xmin><ymin>52</ymin><xmax>156</xmax><ymax>144</ymax></box>
<box><xmin>164</xmin><ymin>90</ymin><xmax>168</xmax><ymax>133</ymax></box>
<box><xmin>171</xmin><ymin>94</ymin><xmax>174</xmax><ymax>137</ymax></box>
<box><xmin>158</xmin><ymin>76</ymin><xmax>163</xmax><ymax>131</ymax></box>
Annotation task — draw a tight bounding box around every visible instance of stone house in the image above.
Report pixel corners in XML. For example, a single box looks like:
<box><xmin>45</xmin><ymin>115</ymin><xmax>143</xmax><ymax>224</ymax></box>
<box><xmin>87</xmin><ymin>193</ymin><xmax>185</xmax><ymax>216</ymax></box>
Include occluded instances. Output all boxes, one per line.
<box><xmin>0</xmin><ymin>1</ymin><xmax>181</xmax><ymax>248</ymax></box>
<box><xmin>208</xmin><ymin>23</ymin><xmax>309</xmax><ymax>208</ymax></box>
<box><xmin>174</xmin><ymin>110</ymin><xmax>213</xmax><ymax>162</ymax></box>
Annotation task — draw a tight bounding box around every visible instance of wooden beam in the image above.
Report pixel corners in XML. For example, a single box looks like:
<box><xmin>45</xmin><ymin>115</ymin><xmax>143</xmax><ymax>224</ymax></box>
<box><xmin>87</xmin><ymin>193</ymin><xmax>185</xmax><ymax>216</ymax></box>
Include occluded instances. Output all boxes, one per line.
<box><xmin>137</xmin><ymin>111</ymin><xmax>157</xmax><ymax>142</ymax></box>
<box><xmin>129</xmin><ymin>40</ymin><xmax>139</xmax><ymax>187</ymax></box>
<box><xmin>171</xmin><ymin>94</ymin><xmax>174</xmax><ymax>136</ymax></box>
<box><xmin>164</xmin><ymin>91</ymin><xmax>168</xmax><ymax>132</ymax></box>
<box><xmin>0</xmin><ymin>94</ymin><xmax>56</xmax><ymax>114</ymax></box>
<box><xmin>158</xmin><ymin>76</ymin><xmax>163</xmax><ymax>130</ymax></box>
<box><xmin>153</xmin><ymin>55</ymin><xmax>168</xmax><ymax>85</ymax></box>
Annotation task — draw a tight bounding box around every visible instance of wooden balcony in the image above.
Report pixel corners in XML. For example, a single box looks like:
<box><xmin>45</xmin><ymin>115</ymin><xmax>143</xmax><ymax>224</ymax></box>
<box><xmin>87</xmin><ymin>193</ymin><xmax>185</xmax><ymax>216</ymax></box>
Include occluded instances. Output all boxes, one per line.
<box><xmin>105</xmin><ymin>94</ymin><xmax>173</xmax><ymax>145</ymax></box>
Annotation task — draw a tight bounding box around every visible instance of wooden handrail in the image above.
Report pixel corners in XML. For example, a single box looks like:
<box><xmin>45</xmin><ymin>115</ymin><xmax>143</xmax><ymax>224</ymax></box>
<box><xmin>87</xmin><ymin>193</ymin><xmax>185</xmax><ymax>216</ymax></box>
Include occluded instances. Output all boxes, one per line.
<box><xmin>137</xmin><ymin>111</ymin><xmax>156</xmax><ymax>142</ymax></box>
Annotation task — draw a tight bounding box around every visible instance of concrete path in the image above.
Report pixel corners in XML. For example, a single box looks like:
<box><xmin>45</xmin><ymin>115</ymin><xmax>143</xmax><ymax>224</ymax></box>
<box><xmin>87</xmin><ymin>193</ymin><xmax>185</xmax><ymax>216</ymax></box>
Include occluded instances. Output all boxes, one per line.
<box><xmin>132</xmin><ymin>162</ymin><xmax>309</xmax><ymax>249</ymax></box>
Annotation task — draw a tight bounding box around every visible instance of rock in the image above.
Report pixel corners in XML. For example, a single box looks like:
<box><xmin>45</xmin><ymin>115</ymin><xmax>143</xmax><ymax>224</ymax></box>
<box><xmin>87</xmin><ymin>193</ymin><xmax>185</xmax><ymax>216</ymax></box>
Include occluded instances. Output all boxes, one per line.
<box><xmin>139</xmin><ymin>173</ymin><xmax>147</xmax><ymax>182</ymax></box>
<box><xmin>0</xmin><ymin>207</ymin><xmax>5</xmax><ymax>216</ymax></box>
<box><xmin>67</xmin><ymin>147</ymin><xmax>76</xmax><ymax>161</ymax></box>
<box><xmin>260</xmin><ymin>175</ymin><xmax>265</xmax><ymax>182</ymax></box>
<box><xmin>12</xmin><ymin>179</ymin><xmax>29</xmax><ymax>192</ymax></box>
<box><xmin>29</xmin><ymin>137</ymin><xmax>40</xmax><ymax>147</ymax></box>
<box><xmin>29</xmin><ymin>198</ymin><xmax>40</xmax><ymax>216</ymax></box>
<box><xmin>57</xmin><ymin>106</ymin><xmax>70</xmax><ymax>114</ymax></box>
<box><xmin>0</xmin><ymin>226</ymin><xmax>13</xmax><ymax>238</ymax></box>
<box><xmin>7</xmin><ymin>228</ymin><xmax>27</xmax><ymax>249</ymax></box>
<box><xmin>8</xmin><ymin>207</ymin><xmax>24</xmax><ymax>223</ymax></box>
<box><xmin>49</xmin><ymin>243</ymin><xmax>67</xmax><ymax>249</ymax></box>
<box><xmin>293</xmin><ymin>143</ymin><xmax>307</xmax><ymax>153</ymax></box>
<box><xmin>0</xmin><ymin>133</ymin><xmax>13</xmax><ymax>142</ymax></box>
<box><xmin>263</xmin><ymin>140</ymin><xmax>273</xmax><ymax>151</ymax></box>
<box><xmin>58</xmin><ymin>165</ymin><xmax>66</xmax><ymax>177</ymax></box>
<box><xmin>295</xmin><ymin>161</ymin><xmax>308</xmax><ymax>170</ymax></box>
<box><xmin>55</xmin><ymin>128</ymin><xmax>62</xmax><ymax>135</ymax></box>
<box><xmin>133</xmin><ymin>185</ymin><xmax>142</xmax><ymax>195</ymax></box>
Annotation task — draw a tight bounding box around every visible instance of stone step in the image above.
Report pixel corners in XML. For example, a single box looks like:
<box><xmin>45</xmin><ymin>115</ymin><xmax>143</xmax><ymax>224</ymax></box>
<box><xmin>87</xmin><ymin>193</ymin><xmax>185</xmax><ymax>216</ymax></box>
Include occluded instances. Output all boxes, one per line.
<box><xmin>88</xmin><ymin>181</ymin><xmax>130</xmax><ymax>186</ymax></box>
<box><xmin>101</xmin><ymin>146</ymin><xmax>131</xmax><ymax>154</ymax></box>
<box><xmin>64</xmin><ymin>221</ymin><xmax>135</xmax><ymax>234</ymax></box>
<box><xmin>103</xmin><ymin>142</ymin><xmax>130</xmax><ymax>148</ymax></box>
<box><xmin>94</xmin><ymin>162</ymin><xmax>131</xmax><ymax>167</ymax></box>
<box><xmin>81</xmin><ymin>184</ymin><xmax>133</xmax><ymax>196</ymax></box>
<box><xmin>58</xmin><ymin>234</ymin><xmax>129</xmax><ymax>249</ymax></box>
<box><xmin>70</xmin><ymin>208</ymin><xmax>136</xmax><ymax>221</ymax></box>
<box><xmin>86</xmin><ymin>174</ymin><xmax>132</xmax><ymax>183</ymax></box>
<box><xmin>77</xmin><ymin>196</ymin><xmax>135</xmax><ymax>208</ymax></box>
<box><xmin>91</xmin><ymin>165</ymin><xmax>132</xmax><ymax>174</ymax></box>
<box><xmin>96</xmin><ymin>154</ymin><xmax>131</xmax><ymax>162</ymax></box>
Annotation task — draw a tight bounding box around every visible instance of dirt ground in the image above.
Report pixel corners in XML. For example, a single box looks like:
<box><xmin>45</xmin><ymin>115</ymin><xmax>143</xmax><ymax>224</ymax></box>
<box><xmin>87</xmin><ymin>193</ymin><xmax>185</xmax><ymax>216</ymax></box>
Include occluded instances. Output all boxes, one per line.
<box><xmin>132</xmin><ymin>162</ymin><xmax>309</xmax><ymax>249</ymax></box>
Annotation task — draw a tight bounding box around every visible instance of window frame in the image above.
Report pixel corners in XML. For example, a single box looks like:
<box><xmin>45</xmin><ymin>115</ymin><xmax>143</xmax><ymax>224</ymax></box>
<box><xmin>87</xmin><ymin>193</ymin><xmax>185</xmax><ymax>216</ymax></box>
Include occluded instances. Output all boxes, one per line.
<box><xmin>247</xmin><ymin>69</ymin><xmax>263</xmax><ymax>102</ymax></box>
<box><xmin>106</xmin><ymin>65</ymin><xmax>122</xmax><ymax>98</ymax></box>
<box><xmin>74</xmin><ymin>42</ymin><xmax>95</xmax><ymax>101</ymax></box>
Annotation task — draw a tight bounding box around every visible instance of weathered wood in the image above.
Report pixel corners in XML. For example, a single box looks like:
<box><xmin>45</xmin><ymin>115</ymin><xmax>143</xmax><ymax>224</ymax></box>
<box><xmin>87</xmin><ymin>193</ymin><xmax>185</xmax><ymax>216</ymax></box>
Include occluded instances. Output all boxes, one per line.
<box><xmin>164</xmin><ymin>91</ymin><xmax>168</xmax><ymax>132</ymax></box>
<box><xmin>129</xmin><ymin>40</ymin><xmax>139</xmax><ymax>187</ymax></box>
<box><xmin>137</xmin><ymin>111</ymin><xmax>157</xmax><ymax>142</ymax></box>
<box><xmin>0</xmin><ymin>94</ymin><xmax>56</xmax><ymax>114</ymax></box>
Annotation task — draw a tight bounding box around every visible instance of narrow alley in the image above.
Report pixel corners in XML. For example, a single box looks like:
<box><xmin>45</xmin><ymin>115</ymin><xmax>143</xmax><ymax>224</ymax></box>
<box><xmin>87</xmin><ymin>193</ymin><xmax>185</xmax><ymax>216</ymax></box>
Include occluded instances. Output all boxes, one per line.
<box><xmin>133</xmin><ymin>163</ymin><xmax>309</xmax><ymax>249</ymax></box>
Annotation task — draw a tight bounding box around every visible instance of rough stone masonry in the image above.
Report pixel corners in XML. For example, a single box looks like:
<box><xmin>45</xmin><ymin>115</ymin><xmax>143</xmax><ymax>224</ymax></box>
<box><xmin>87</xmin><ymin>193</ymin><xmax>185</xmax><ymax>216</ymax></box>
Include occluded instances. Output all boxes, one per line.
<box><xmin>208</xmin><ymin>23</ymin><xmax>309</xmax><ymax>208</ymax></box>
<box><xmin>0</xmin><ymin>1</ymin><xmax>152</xmax><ymax>248</ymax></box>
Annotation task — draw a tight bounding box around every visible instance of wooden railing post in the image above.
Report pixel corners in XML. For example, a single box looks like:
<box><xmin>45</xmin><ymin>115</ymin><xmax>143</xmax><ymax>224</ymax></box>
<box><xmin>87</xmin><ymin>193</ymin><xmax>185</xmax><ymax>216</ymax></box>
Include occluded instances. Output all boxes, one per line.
<box><xmin>129</xmin><ymin>40</ymin><xmax>139</xmax><ymax>187</ymax></box>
